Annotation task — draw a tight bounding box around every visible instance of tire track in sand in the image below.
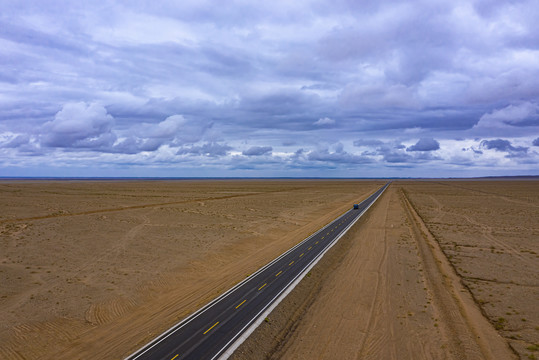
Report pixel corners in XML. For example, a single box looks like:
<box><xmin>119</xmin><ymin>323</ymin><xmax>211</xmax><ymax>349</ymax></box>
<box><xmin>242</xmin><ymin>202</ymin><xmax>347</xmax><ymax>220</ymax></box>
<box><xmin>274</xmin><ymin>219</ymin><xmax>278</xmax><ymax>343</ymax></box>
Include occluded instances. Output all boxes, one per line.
<box><xmin>255</xmin><ymin>186</ymin><xmax>395</xmax><ymax>360</ymax></box>
<box><xmin>0</xmin><ymin>189</ymin><xmax>303</xmax><ymax>224</ymax></box>
<box><xmin>357</xmin><ymin>196</ymin><xmax>390</xmax><ymax>359</ymax></box>
<box><xmin>401</xmin><ymin>189</ymin><xmax>516</xmax><ymax>360</ymax></box>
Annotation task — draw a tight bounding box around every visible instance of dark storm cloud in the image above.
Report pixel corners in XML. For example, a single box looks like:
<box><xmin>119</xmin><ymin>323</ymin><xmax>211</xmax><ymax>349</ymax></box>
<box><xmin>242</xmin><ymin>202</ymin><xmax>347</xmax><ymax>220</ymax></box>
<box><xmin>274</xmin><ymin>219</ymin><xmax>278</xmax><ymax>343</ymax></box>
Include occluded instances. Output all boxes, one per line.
<box><xmin>2</xmin><ymin>134</ymin><xmax>30</xmax><ymax>148</ymax></box>
<box><xmin>407</xmin><ymin>138</ymin><xmax>440</xmax><ymax>152</ymax></box>
<box><xmin>242</xmin><ymin>146</ymin><xmax>273</xmax><ymax>156</ymax></box>
<box><xmin>307</xmin><ymin>148</ymin><xmax>373</xmax><ymax>164</ymax></box>
<box><xmin>480</xmin><ymin>139</ymin><xmax>528</xmax><ymax>153</ymax></box>
<box><xmin>382</xmin><ymin>151</ymin><xmax>413</xmax><ymax>164</ymax></box>
<box><xmin>235</xmin><ymin>91</ymin><xmax>330</xmax><ymax>131</ymax></box>
<box><xmin>476</xmin><ymin>102</ymin><xmax>539</xmax><ymax>129</ymax></box>
<box><xmin>369</xmin><ymin>141</ymin><xmax>442</xmax><ymax>164</ymax></box>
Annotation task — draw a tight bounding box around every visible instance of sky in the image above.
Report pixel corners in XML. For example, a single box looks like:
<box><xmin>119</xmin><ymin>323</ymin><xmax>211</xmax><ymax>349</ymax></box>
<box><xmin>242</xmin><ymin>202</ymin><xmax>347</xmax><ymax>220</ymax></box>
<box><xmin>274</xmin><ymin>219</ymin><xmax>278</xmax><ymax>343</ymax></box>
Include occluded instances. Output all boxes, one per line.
<box><xmin>1</xmin><ymin>0</ymin><xmax>539</xmax><ymax>178</ymax></box>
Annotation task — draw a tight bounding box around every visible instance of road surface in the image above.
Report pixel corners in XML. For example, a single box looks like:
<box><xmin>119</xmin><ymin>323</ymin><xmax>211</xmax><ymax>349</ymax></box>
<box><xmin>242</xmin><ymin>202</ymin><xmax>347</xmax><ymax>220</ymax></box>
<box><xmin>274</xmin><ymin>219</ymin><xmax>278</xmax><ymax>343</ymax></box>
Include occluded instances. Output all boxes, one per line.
<box><xmin>127</xmin><ymin>183</ymin><xmax>389</xmax><ymax>360</ymax></box>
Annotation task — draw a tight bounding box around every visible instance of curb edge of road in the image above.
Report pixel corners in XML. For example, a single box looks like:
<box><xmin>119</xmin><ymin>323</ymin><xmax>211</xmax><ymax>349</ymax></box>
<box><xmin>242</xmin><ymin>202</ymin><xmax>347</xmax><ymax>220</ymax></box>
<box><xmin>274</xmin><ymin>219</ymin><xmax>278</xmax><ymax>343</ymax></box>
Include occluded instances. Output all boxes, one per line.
<box><xmin>216</xmin><ymin>183</ymin><xmax>389</xmax><ymax>360</ymax></box>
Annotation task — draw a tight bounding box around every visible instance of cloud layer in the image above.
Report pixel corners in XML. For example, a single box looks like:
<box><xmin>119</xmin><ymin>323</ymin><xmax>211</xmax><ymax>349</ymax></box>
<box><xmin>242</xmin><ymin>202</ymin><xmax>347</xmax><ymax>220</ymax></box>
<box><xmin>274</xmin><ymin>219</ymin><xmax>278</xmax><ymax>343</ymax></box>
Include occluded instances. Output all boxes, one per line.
<box><xmin>1</xmin><ymin>1</ymin><xmax>538</xmax><ymax>177</ymax></box>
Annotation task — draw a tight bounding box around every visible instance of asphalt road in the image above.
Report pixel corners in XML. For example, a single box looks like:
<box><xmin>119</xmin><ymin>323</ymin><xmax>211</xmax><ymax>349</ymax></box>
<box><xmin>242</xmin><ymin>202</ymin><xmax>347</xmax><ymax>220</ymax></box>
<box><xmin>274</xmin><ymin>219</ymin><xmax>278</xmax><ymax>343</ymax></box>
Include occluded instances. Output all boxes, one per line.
<box><xmin>127</xmin><ymin>182</ymin><xmax>390</xmax><ymax>360</ymax></box>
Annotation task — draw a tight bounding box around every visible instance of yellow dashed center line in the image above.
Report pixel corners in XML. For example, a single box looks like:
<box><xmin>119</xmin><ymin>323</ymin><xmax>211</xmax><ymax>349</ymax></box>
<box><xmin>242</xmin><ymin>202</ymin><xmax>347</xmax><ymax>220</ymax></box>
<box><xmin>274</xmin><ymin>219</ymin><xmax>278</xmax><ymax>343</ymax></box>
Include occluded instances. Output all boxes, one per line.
<box><xmin>258</xmin><ymin>283</ymin><xmax>267</xmax><ymax>290</ymax></box>
<box><xmin>204</xmin><ymin>322</ymin><xmax>219</xmax><ymax>335</ymax></box>
<box><xmin>276</xmin><ymin>271</ymin><xmax>282</xmax><ymax>277</ymax></box>
<box><xmin>171</xmin><ymin>355</ymin><xmax>179</xmax><ymax>360</ymax></box>
<box><xmin>236</xmin><ymin>300</ymin><xmax>246</xmax><ymax>309</ymax></box>
<box><xmin>308</xmin><ymin>247</ymin><xmax>312</xmax><ymax>250</ymax></box>
<box><xmin>315</xmin><ymin>241</ymin><xmax>319</xmax><ymax>244</ymax></box>
<box><xmin>299</xmin><ymin>253</ymin><xmax>304</xmax><ymax>257</ymax></box>
<box><xmin>289</xmin><ymin>261</ymin><xmax>294</xmax><ymax>265</ymax></box>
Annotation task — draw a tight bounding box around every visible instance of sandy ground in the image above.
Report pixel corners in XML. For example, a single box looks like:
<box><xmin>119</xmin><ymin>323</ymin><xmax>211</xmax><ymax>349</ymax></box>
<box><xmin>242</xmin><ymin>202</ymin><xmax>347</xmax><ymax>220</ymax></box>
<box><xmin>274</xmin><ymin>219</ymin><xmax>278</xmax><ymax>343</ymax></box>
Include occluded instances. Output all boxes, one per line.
<box><xmin>1</xmin><ymin>180</ymin><xmax>536</xmax><ymax>359</ymax></box>
<box><xmin>402</xmin><ymin>181</ymin><xmax>539</xmax><ymax>359</ymax></box>
<box><xmin>233</xmin><ymin>182</ymin><xmax>535</xmax><ymax>359</ymax></box>
<box><xmin>0</xmin><ymin>180</ymin><xmax>382</xmax><ymax>359</ymax></box>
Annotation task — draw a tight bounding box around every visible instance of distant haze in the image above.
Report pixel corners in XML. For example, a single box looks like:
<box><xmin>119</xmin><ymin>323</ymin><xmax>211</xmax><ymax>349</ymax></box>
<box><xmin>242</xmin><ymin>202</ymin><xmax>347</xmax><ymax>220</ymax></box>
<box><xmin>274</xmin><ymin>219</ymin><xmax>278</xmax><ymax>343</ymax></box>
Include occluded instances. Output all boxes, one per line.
<box><xmin>1</xmin><ymin>1</ymin><xmax>538</xmax><ymax>177</ymax></box>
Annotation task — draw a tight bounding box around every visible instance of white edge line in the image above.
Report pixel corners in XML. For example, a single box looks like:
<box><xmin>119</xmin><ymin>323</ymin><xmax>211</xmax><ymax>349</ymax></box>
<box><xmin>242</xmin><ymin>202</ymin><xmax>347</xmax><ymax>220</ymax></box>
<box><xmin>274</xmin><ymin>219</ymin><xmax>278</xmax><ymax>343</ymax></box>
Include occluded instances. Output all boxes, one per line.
<box><xmin>125</xmin><ymin>186</ymin><xmax>382</xmax><ymax>359</ymax></box>
<box><xmin>215</xmin><ymin>183</ymin><xmax>389</xmax><ymax>360</ymax></box>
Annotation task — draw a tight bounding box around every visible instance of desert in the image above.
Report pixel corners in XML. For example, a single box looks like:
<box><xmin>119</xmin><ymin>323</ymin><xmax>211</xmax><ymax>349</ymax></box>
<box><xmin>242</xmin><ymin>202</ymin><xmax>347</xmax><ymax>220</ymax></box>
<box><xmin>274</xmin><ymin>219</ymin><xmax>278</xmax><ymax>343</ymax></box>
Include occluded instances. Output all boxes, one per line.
<box><xmin>233</xmin><ymin>180</ymin><xmax>538</xmax><ymax>360</ymax></box>
<box><xmin>0</xmin><ymin>180</ymin><xmax>382</xmax><ymax>359</ymax></box>
<box><xmin>4</xmin><ymin>2</ymin><xmax>539</xmax><ymax>359</ymax></box>
<box><xmin>1</xmin><ymin>180</ymin><xmax>537</xmax><ymax>359</ymax></box>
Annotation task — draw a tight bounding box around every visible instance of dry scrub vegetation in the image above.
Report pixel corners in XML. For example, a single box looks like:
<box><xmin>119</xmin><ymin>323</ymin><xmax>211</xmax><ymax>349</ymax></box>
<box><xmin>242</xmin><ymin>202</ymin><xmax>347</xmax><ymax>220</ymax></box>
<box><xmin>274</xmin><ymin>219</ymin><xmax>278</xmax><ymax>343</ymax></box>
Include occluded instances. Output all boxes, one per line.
<box><xmin>0</xmin><ymin>180</ymin><xmax>382</xmax><ymax>359</ymax></box>
<box><xmin>401</xmin><ymin>180</ymin><xmax>539</xmax><ymax>359</ymax></box>
<box><xmin>234</xmin><ymin>182</ymin><xmax>528</xmax><ymax>360</ymax></box>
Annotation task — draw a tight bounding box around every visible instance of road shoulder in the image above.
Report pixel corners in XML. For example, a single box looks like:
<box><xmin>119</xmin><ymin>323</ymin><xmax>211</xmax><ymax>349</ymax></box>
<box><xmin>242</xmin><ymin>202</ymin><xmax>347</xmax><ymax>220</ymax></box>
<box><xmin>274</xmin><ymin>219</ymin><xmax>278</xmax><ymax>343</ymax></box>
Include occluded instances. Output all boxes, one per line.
<box><xmin>232</xmin><ymin>185</ymin><xmax>515</xmax><ymax>360</ymax></box>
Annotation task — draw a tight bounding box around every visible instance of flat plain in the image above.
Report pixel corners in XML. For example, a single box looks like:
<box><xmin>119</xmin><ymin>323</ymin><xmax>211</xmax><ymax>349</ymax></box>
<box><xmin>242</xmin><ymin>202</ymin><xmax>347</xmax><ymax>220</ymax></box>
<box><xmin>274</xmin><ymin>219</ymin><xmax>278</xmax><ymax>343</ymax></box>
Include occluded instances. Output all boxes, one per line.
<box><xmin>232</xmin><ymin>180</ymin><xmax>537</xmax><ymax>360</ymax></box>
<box><xmin>0</xmin><ymin>180</ymin><xmax>382</xmax><ymax>359</ymax></box>
<box><xmin>401</xmin><ymin>180</ymin><xmax>539</xmax><ymax>359</ymax></box>
<box><xmin>0</xmin><ymin>180</ymin><xmax>537</xmax><ymax>359</ymax></box>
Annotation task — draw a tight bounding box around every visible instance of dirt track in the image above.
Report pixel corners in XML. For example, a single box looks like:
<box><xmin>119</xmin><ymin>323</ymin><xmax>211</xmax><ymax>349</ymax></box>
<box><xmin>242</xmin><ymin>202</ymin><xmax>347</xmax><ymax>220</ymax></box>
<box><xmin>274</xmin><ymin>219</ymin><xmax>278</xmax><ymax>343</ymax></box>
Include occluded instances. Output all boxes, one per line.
<box><xmin>234</xmin><ymin>183</ymin><xmax>533</xmax><ymax>359</ymax></box>
<box><xmin>1</xmin><ymin>180</ymin><xmax>536</xmax><ymax>359</ymax></box>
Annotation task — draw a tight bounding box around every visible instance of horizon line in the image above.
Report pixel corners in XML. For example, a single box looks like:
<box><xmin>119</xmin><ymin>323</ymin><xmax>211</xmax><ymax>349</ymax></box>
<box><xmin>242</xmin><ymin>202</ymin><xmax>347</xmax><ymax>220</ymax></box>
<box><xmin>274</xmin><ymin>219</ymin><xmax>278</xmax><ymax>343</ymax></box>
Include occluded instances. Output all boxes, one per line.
<box><xmin>1</xmin><ymin>175</ymin><xmax>538</xmax><ymax>181</ymax></box>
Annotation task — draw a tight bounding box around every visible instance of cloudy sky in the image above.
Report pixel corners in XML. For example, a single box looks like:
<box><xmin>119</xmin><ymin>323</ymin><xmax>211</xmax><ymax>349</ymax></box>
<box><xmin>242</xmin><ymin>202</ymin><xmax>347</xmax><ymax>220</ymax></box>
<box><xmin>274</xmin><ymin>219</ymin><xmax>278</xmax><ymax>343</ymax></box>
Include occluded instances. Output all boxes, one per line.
<box><xmin>1</xmin><ymin>0</ymin><xmax>539</xmax><ymax>177</ymax></box>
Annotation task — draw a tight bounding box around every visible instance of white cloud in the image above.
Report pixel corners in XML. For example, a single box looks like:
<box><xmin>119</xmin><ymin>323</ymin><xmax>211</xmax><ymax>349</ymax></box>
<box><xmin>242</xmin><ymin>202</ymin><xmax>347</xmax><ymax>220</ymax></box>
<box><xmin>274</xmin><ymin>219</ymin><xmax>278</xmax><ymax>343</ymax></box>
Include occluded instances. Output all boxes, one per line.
<box><xmin>148</xmin><ymin>115</ymin><xmax>185</xmax><ymax>139</ymax></box>
<box><xmin>476</xmin><ymin>102</ymin><xmax>539</xmax><ymax>128</ymax></box>
<box><xmin>314</xmin><ymin>117</ymin><xmax>335</xmax><ymax>126</ymax></box>
<box><xmin>41</xmin><ymin>102</ymin><xmax>116</xmax><ymax>148</ymax></box>
<box><xmin>112</xmin><ymin>115</ymin><xmax>210</xmax><ymax>154</ymax></box>
<box><xmin>1</xmin><ymin>1</ymin><xmax>539</xmax><ymax>176</ymax></box>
